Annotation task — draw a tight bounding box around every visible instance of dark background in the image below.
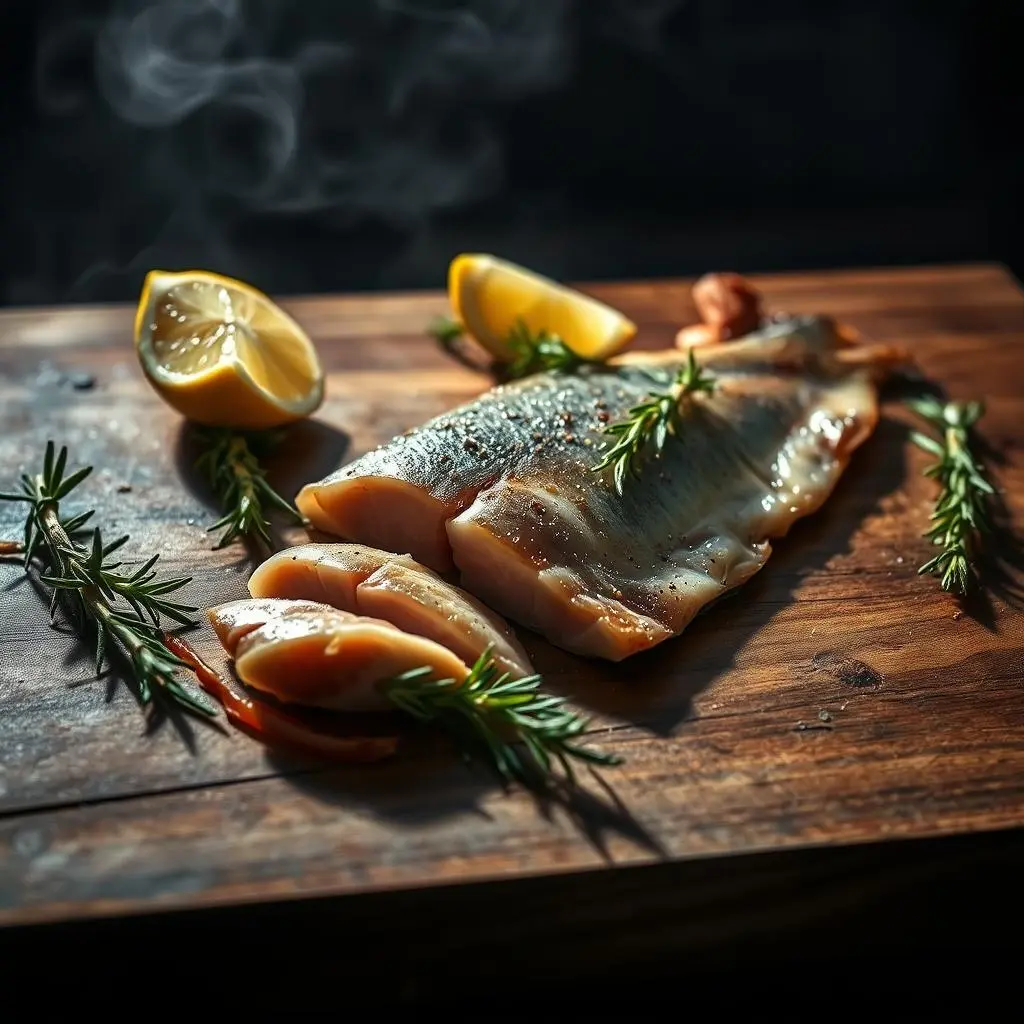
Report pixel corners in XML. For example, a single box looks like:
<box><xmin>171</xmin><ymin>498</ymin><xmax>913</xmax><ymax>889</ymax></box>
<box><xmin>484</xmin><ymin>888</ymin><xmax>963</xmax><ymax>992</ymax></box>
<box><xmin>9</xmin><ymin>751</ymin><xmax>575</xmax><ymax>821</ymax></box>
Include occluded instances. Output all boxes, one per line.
<box><xmin>1</xmin><ymin>0</ymin><xmax>1021</xmax><ymax>307</ymax></box>
<box><xmin>2</xmin><ymin>3</ymin><xmax>1023</xmax><ymax>1003</ymax></box>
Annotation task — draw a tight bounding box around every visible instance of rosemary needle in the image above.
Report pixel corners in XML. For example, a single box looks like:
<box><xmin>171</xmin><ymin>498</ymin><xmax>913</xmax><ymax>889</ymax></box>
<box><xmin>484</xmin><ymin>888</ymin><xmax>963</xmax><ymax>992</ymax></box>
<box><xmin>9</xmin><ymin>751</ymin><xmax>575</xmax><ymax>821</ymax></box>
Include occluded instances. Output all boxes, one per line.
<box><xmin>427</xmin><ymin>315</ymin><xmax>466</xmax><ymax>350</ymax></box>
<box><xmin>502</xmin><ymin>319</ymin><xmax>589</xmax><ymax>378</ymax></box>
<box><xmin>593</xmin><ymin>348</ymin><xmax>717</xmax><ymax>494</ymax></box>
<box><xmin>194</xmin><ymin>427</ymin><xmax>305</xmax><ymax>549</ymax></box>
<box><xmin>907</xmin><ymin>396</ymin><xmax>994</xmax><ymax>594</ymax></box>
<box><xmin>0</xmin><ymin>442</ymin><xmax>213</xmax><ymax>715</ymax></box>
<box><xmin>381</xmin><ymin>645</ymin><xmax>621</xmax><ymax>789</ymax></box>
<box><xmin>429</xmin><ymin>316</ymin><xmax>590</xmax><ymax>380</ymax></box>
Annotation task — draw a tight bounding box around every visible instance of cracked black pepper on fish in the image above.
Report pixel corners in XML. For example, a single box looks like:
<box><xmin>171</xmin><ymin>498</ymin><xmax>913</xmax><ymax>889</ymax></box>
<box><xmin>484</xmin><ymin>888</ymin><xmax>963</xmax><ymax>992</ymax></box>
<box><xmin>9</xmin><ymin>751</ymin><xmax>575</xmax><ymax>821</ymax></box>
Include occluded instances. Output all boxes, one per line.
<box><xmin>296</xmin><ymin>316</ymin><xmax>903</xmax><ymax>660</ymax></box>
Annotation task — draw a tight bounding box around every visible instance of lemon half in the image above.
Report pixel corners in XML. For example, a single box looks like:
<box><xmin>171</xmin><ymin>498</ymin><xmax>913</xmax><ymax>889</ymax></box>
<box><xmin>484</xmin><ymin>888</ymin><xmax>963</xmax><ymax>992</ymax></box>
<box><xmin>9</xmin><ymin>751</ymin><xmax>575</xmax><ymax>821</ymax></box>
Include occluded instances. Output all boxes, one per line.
<box><xmin>449</xmin><ymin>254</ymin><xmax>637</xmax><ymax>362</ymax></box>
<box><xmin>135</xmin><ymin>270</ymin><xmax>324</xmax><ymax>429</ymax></box>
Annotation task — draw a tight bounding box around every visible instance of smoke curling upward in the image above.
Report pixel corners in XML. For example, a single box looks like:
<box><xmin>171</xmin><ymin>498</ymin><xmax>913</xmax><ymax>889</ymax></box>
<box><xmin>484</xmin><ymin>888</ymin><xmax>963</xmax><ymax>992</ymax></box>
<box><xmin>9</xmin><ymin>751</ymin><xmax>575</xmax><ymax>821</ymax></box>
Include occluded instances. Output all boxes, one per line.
<box><xmin>93</xmin><ymin>0</ymin><xmax>573</xmax><ymax>222</ymax></box>
<box><xmin>18</xmin><ymin>0</ymin><xmax>690</xmax><ymax>302</ymax></box>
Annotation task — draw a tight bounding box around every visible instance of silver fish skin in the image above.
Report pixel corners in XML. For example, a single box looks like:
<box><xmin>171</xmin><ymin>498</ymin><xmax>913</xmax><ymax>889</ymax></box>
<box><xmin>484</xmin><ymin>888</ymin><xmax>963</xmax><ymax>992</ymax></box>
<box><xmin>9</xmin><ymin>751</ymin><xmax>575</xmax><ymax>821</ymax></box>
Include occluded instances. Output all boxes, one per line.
<box><xmin>297</xmin><ymin>316</ymin><xmax>896</xmax><ymax>660</ymax></box>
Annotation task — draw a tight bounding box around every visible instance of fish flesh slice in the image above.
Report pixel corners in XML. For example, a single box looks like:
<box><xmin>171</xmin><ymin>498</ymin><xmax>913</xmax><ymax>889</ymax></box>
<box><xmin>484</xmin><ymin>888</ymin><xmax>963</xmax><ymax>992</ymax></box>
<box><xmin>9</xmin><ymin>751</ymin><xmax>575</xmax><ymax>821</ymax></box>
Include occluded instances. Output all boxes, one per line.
<box><xmin>208</xmin><ymin>597</ymin><xmax>334</xmax><ymax>653</ymax></box>
<box><xmin>297</xmin><ymin>316</ymin><xmax>901</xmax><ymax>660</ymax></box>
<box><xmin>247</xmin><ymin>542</ymin><xmax>534</xmax><ymax>679</ymax></box>
<box><xmin>208</xmin><ymin>599</ymin><xmax>469</xmax><ymax>711</ymax></box>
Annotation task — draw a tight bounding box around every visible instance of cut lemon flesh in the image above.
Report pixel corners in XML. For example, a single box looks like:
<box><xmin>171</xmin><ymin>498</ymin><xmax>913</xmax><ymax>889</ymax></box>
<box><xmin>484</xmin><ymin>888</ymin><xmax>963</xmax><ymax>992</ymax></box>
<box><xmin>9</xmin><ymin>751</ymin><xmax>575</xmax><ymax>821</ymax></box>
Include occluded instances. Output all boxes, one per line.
<box><xmin>135</xmin><ymin>270</ymin><xmax>324</xmax><ymax>429</ymax></box>
<box><xmin>449</xmin><ymin>254</ymin><xmax>637</xmax><ymax>362</ymax></box>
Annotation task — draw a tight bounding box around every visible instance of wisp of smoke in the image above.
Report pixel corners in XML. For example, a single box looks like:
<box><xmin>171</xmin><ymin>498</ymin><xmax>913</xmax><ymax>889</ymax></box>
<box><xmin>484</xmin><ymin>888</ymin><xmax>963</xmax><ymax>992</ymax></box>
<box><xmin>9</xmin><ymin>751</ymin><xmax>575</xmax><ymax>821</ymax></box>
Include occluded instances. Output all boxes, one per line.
<box><xmin>21</xmin><ymin>0</ymin><xmax>689</xmax><ymax>300</ymax></box>
<box><xmin>91</xmin><ymin>0</ymin><xmax>576</xmax><ymax>219</ymax></box>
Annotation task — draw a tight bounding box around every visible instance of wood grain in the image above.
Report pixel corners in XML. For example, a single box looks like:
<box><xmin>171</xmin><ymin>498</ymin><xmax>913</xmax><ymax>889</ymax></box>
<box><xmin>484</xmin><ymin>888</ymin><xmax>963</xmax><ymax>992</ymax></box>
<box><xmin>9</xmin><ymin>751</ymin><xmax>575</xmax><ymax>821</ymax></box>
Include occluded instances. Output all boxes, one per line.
<box><xmin>1</xmin><ymin>264</ymin><xmax>1023</xmax><ymax>933</ymax></box>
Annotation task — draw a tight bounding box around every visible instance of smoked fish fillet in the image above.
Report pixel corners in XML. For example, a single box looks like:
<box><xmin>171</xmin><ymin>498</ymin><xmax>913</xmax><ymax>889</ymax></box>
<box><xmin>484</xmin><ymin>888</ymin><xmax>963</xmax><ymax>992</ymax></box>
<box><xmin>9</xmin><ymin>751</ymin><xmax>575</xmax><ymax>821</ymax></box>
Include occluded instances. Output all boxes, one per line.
<box><xmin>248</xmin><ymin>543</ymin><xmax>534</xmax><ymax>679</ymax></box>
<box><xmin>208</xmin><ymin>598</ymin><xmax>469</xmax><ymax>711</ymax></box>
<box><xmin>297</xmin><ymin>316</ymin><xmax>900</xmax><ymax>660</ymax></box>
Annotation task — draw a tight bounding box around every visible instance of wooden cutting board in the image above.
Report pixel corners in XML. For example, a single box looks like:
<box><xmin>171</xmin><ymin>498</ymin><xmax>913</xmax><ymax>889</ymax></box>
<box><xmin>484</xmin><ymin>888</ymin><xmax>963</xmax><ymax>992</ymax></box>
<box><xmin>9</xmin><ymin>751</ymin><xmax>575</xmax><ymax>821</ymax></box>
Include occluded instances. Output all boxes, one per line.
<box><xmin>1</xmin><ymin>265</ymin><xmax>1023</xmax><ymax>974</ymax></box>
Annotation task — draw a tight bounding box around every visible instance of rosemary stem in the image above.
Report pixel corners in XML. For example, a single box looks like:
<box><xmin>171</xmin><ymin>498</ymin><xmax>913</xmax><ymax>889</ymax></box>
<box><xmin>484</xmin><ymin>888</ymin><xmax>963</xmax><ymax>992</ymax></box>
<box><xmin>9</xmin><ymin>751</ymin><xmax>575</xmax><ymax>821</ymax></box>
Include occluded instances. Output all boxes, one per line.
<box><xmin>226</xmin><ymin>436</ymin><xmax>265</xmax><ymax>539</ymax></box>
<box><xmin>197</xmin><ymin>428</ymin><xmax>305</xmax><ymax>549</ymax></box>
<box><xmin>37</xmin><ymin>498</ymin><xmax>109</xmax><ymax>624</ymax></box>
<box><xmin>34</xmin><ymin>485</ymin><xmax>203</xmax><ymax>709</ymax></box>
<box><xmin>907</xmin><ymin>396</ymin><xmax>992</xmax><ymax>594</ymax></box>
<box><xmin>946</xmin><ymin>426</ymin><xmax>960</xmax><ymax>459</ymax></box>
<box><xmin>38</xmin><ymin>495</ymin><xmax>77</xmax><ymax>572</ymax></box>
<box><xmin>381</xmin><ymin>646</ymin><xmax>621</xmax><ymax>788</ymax></box>
<box><xmin>38</xmin><ymin>495</ymin><xmax>70</xmax><ymax>547</ymax></box>
<box><xmin>3</xmin><ymin>441</ymin><xmax>211</xmax><ymax>716</ymax></box>
<box><xmin>593</xmin><ymin>348</ymin><xmax>716</xmax><ymax>493</ymax></box>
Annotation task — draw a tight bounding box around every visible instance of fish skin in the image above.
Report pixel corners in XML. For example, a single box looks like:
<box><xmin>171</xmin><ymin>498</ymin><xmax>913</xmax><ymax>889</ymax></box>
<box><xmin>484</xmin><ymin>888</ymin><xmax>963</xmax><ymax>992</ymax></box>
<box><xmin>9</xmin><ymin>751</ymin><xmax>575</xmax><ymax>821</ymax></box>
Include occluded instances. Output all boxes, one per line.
<box><xmin>297</xmin><ymin>316</ymin><xmax>897</xmax><ymax>660</ymax></box>
<box><xmin>247</xmin><ymin>542</ymin><xmax>534</xmax><ymax>679</ymax></box>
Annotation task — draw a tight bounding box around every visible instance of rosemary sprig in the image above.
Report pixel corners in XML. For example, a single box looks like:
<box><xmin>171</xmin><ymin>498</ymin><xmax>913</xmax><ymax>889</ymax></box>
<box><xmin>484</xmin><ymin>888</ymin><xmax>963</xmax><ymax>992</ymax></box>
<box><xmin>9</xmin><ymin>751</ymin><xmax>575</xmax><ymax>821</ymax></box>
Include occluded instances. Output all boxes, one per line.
<box><xmin>429</xmin><ymin>315</ymin><xmax>589</xmax><ymax>379</ymax></box>
<box><xmin>907</xmin><ymin>396</ymin><xmax>994</xmax><ymax>594</ymax></box>
<box><xmin>503</xmin><ymin>319</ymin><xmax>588</xmax><ymax>378</ymax></box>
<box><xmin>0</xmin><ymin>442</ymin><xmax>213</xmax><ymax>714</ymax></box>
<box><xmin>427</xmin><ymin>315</ymin><xmax>466</xmax><ymax>350</ymax></box>
<box><xmin>593</xmin><ymin>348</ymin><xmax>716</xmax><ymax>494</ymax></box>
<box><xmin>381</xmin><ymin>645</ymin><xmax>621</xmax><ymax>788</ymax></box>
<box><xmin>194</xmin><ymin>428</ymin><xmax>304</xmax><ymax>549</ymax></box>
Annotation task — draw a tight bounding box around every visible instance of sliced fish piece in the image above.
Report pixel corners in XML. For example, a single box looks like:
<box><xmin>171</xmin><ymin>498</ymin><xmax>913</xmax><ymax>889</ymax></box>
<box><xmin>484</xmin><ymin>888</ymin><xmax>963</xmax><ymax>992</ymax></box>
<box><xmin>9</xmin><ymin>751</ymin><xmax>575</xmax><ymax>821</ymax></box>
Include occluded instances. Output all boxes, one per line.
<box><xmin>297</xmin><ymin>316</ymin><xmax>902</xmax><ymax>660</ymax></box>
<box><xmin>208</xmin><ymin>597</ymin><xmax>337</xmax><ymax>653</ymax></box>
<box><xmin>214</xmin><ymin>602</ymin><xmax>469</xmax><ymax>712</ymax></box>
<box><xmin>248</xmin><ymin>542</ymin><xmax>533</xmax><ymax>679</ymax></box>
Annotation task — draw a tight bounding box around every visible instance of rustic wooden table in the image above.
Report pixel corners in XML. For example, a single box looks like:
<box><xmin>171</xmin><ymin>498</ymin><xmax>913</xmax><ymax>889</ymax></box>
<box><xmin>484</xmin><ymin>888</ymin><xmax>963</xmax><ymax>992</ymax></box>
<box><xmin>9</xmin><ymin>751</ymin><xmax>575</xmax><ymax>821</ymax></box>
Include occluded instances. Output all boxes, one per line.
<box><xmin>1</xmin><ymin>265</ymin><xmax>1022</xmax><ymax>1005</ymax></box>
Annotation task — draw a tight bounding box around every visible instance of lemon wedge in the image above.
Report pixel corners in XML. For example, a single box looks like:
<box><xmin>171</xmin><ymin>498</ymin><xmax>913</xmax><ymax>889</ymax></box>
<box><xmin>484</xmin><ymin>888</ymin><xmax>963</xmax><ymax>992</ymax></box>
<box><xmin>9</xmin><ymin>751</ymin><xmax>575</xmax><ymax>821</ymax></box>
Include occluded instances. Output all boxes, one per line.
<box><xmin>449</xmin><ymin>254</ymin><xmax>637</xmax><ymax>362</ymax></box>
<box><xmin>134</xmin><ymin>270</ymin><xmax>324</xmax><ymax>430</ymax></box>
